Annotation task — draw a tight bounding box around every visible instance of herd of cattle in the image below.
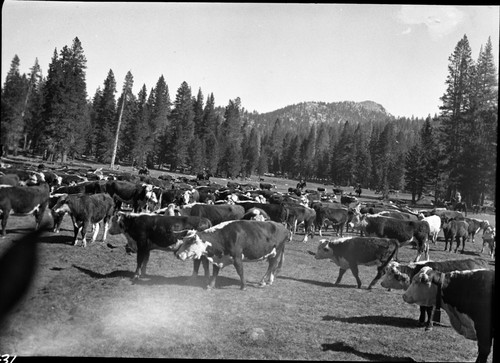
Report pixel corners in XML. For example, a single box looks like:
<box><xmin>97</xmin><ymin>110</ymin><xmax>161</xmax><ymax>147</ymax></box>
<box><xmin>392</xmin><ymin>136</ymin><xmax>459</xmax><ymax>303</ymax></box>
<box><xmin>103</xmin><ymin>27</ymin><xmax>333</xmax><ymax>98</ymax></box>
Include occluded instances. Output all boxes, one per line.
<box><xmin>0</xmin><ymin>162</ymin><xmax>496</xmax><ymax>362</ymax></box>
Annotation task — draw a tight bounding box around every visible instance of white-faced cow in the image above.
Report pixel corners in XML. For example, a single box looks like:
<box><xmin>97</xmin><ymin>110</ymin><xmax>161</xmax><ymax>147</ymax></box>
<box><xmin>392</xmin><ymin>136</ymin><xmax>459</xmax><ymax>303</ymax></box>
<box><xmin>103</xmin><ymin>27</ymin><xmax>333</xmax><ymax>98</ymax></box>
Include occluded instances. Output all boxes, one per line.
<box><xmin>283</xmin><ymin>203</ymin><xmax>316</xmax><ymax>243</ymax></box>
<box><xmin>417</xmin><ymin>214</ymin><xmax>442</xmax><ymax>244</ymax></box>
<box><xmin>349</xmin><ymin>213</ymin><xmax>430</xmax><ymax>262</ymax></box>
<box><xmin>236</xmin><ymin>202</ymin><xmax>289</xmax><ymax>225</ymax></box>
<box><xmin>403</xmin><ymin>267</ymin><xmax>494</xmax><ymax>363</ymax></box>
<box><xmin>51</xmin><ymin>193</ymin><xmax>115</xmax><ymax>247</ymax></box>
<box><xmin>480</xmin><ymin>226</ymin><xmax>495</xmax><ymax>258</ymax></box>
<box><xmin>0</xmin><ymin>182</ymin><xmax>50</xmax><ymax>236</ymax></box>
<box><xmin>381</xmin><ymin>258</ymin><xmax>491</xmax><ymax>330</ymax></box>
<box><xmin>464</xmin><ymin>218</ymin><xmax>490</xmax><ymax>244</ymax></box>
<box><xmin>313</xmin><ymin>205</ymin><xmax>351</xmax><ymax>237</ymax></box>
<box><xmin>175</xmin><ymin>220</ymin><xmax>291</xmax><ymax>290</ymax></box>
<box><xmin>241</xmin><ymin>207</ymin><xmax>270</xmax><ymax>221</ymax></box>
<box><xmin>314</xmin><ymin>237</ymin><xmax>399</xmax><ymax>289</ymax></box>
<box><xmin>108</xmin><ymin>213</ymin><xmax>213</xmax><ymax>281</ymax></box>
<box><xmin>105</xmin><ymin>180</ymin><xmax>157</xmax><ymax>212</ymax></box>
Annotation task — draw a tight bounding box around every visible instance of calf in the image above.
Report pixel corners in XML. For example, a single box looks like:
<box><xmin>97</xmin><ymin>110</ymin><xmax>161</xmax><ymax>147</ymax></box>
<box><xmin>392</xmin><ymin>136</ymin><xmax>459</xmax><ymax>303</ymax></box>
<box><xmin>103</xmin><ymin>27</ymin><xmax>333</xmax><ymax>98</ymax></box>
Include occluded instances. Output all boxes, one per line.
<box><xmin>0</xmin><ymin>182</ymin><xmax>50</xmax><ymax>236</ymax></box>
<box><xmin>442</xmin><ymin>219</ymin><xmax>469</xmax><ymax>253</ymax></box>
<box><xmin>417</xmin><ymin>214</ymin><xmax>441</xmax><ymax>244</ymax></box>
<box><xmin>464</xmin><ymin>217</ymin><xmax>490</xmax><ymax>244</ymax></box>
<box><xmin>236</xmin><ymin>202</ymin><xmax>289</xmax><ymax>225</ymax></box>
<box><xmin>314</xmin><ymin>237</ymin><xmax>398</xmax><ymax>289</ymax></box>
<box><xmin>108</xmin><ymin>213</ymin><xmax>212</xmax><ymax>281</ymax></box>
<box><xmin>381</xmin><ymin>258</ymin><xmax>491</xmax><ymax>330</ymax></box>
<box><xmin>403</xmin><ymin>268</ymin><xmax>494</xmax><ymax>363</ymax></box>
<box><xmin>480</xmin><ymin>226</ymin><xmax>495</xmax><ymax>258</ymax></box>
<box><xmin>349</xmin><ymin>213</ymin><xmax>430</xmax><ymax>262</ymax></box>
<box><xmin>175</xmin><ymin>220</ymin><xmax>291</xmax><ymax>290</ymax></box>
<box><xmin>51</xmin><ymin>193</ymin><xmax>115</xmax><ymax>247</ymax></box>
<box><xmin>284</xmin><ymin>203</ymin><xmax>316</xmax><ymax>242</ymax></box>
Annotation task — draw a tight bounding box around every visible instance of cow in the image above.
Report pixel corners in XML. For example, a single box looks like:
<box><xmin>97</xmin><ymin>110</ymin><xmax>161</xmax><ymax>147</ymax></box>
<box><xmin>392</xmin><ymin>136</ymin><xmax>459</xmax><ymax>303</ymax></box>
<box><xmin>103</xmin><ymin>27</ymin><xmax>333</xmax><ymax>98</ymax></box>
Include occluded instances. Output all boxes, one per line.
<box><xmin>175</xmin><ymin>220</ymin><xmax>291</xmax><ymax>290</ymax></box>
<box><xmin>313</xmin><ymin>205</ymin><xmax>351</xmax><ymax>237</ymax></box>
<box><xmin>284</xmin><ymin>203</ymin><xmax>316</xmax><ymax>242</ymax></box>
<box><xmin>313</xmin><ymin>236</ymin><xmax>399</xmax><ymax>289</ymax></box>
<box><xmin>0</xmin><ymin>182</ymin><xmax>50</xmax><ymax>236</ymax></box>
<box><xmin>51</xmin><ymin>193</ymin><xmax>115</xmax><ymax>247</ymax></box>
<box><xmin>442</xmin><ymin>219</ymin><xmax>469</xmax><ymax>253</ymax></box>
<box><xmin>381</xmin><ymin>258</ymin><xmax>491</xmax><ymax>330</ymax></box>
<box><xmin>432</xmin><ymin>209</ymin><xmax>465</xmax><ymax>224</ymax></box>
<box><xmin>259</xmin><ymin>182</ymin><xmax>275</xmax><ymax>190</ymax></box>
<box><xmin>236</xmin><ymin>202</ymin><xmax>289</xmax><ymax>225</ymax></box>
<box><xmin>108</xmin><ymin>213</ymin><xmax>213</xmax><ymax>281</ymax></box>
<box><xmin>0</xmin><ymin>174</ymin><xmax>20</xmax><ymax>187</ymax></box>
<box><xmin>53</xmin><ymin>180</ymin><xmax>107</xmax><ymax>195</ymax></box>
<box><xmin>464</xmin><ymin>218</ymin><xmax>490</xmax><ymax>244</ymax></box>
<box><xmin>417</xmin><ymin>214</ymin><xmax>442</xmax><ymax>244</ymax></box>
<box><xmin>340</xmin><ymin>194</ymin><xmax>357</xmax><ymax>205</ymax></box>
<box><xmin>105</xmin><ymin>180</ymin><xmax>157</xmax><ymax>212</ymax></box>
<box><xmin>403</xmin><ymin>268</ymin><xmax>494</xmax><ymax>363</ymax></box>
<box><xmin>241</xmin><ymin>207</ymin><xmax>270</xmax><ymax>221</ymax></box>
<box><xmin>480</xmin><ymin>226</ymin><xmax>495</xmax><ymax>258</ymax></box>
<box><xmin>189</xmin><ymin>204</ymin><xmax>245</xmax><ymax>225</ymax></box>
<box><xmin>349</xmin><ymin>213</ymin><xmax>430</xmax><ymax>262</ymax></box>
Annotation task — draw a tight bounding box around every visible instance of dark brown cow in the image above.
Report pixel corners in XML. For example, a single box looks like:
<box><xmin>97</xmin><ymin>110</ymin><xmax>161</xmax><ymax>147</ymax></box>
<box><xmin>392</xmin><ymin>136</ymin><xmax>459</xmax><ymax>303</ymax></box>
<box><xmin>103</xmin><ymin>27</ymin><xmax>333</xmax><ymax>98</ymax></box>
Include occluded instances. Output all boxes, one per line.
<box><xmin>442</xmin><ymin>219</ymin><xmax>469</xmax><ymax>253</ymax></box>
<box><xmin>0</xmin><ymin>182</ymin><xmax>50</xmax><ymax>236</ymax></box>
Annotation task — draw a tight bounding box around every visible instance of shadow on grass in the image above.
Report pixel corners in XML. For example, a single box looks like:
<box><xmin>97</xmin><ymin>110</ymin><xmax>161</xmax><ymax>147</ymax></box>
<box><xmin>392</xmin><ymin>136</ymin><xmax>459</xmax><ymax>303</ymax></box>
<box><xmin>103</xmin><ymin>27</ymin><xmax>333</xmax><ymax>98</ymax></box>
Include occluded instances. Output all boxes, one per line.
<box><xmin>38</xmin><ymin>233</ymin><xmax>74</xmax><ymax>245</ymax></box>
<box><xmin>321</xmin><ymin>341</ymin><xmax>416</xmax><ymax>362</ymax></box>
<box><xmin>73</xmin><ymin>264</ymin><xmax>135</xmax><ymax>279</ymax></box>
<box><xmin>322</xmin><ymin>315</ymin><xmax>419</xmax><ymax>328</ymax></box>
<box><xmin>277</xmin><ymin>275</ymin><xmax>341</xmax><ymax>288</ymax></box>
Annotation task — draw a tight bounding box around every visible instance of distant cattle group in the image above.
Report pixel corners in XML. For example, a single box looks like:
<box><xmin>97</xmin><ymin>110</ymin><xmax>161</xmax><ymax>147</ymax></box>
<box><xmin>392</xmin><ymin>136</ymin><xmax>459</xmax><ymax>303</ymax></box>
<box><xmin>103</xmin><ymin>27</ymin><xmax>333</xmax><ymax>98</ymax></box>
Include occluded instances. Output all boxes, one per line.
<box><xmin>0</xmin><ymin>160</ymin><xmax>495</xmax><ymax>362</ymax></box>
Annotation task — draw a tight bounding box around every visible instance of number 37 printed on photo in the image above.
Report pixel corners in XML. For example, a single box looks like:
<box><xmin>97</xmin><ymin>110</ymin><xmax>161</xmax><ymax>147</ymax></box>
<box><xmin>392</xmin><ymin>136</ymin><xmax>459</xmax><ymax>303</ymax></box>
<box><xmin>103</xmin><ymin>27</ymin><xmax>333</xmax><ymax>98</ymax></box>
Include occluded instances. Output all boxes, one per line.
<box><xmin>1</xmin><ymin>355</ymin><xmax>16</xmax><ymax>363</ymax></box>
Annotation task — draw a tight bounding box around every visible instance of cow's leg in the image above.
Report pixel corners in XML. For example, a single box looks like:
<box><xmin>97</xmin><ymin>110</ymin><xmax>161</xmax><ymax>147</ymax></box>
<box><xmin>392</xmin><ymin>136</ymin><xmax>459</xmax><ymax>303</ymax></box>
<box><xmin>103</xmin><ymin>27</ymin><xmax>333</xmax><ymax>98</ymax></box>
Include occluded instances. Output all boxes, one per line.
<box><xmin>425</xmin><ymin>306</ymin><xmax>435</xmax><ymax>330</ymax></box>
<box><xmin>91</xmin><ymin>222</ymin><xmax>100</xmax><ymax>243</ymax></box>
<box><xmin>1</xmin><ymin>210</ymin><xmax>10</xmax><ymax>237</ymax></box>
<box><xmin>133</xmin><ymin>249</ymin><xmax>149</xmax><ymax>281</ymax></box>
<box><xmin>101</xmin><ymin>220</ymin><xmax>110</xmax><ymax>242</ymax></box>
<box><xmin>475</xmin><ymin>319</ymin><xmax>493</xmax><ymax>363</ymax></box>
<box><xmin>233</xmin><ymin>258</ymin><xmax>246</xmax><ymax>290</ymax></box>
<box><xmin>334</xmin><ymin>268</ymin><xmax>347</xmax><ymax>285</ymax></box>
<box><xmin>418</xmin><ymin>306</ymin><xmax>427</xmax><ymax>326</ymax></box>
<box><xmin>260</xmin><ymin>247</ymin><xmax>283</xmax><ymax>286</ymax></box>
<box><xmin>367</xmin><ymin>266</ymin><xmax>386</xmax><ymax>290</ymax></box>
<box><xmin>454</xmin><ymin>236</ymin><xmax>460</xmax><ymax>253</ymax></box>
<box><xmin>349</xmin><ymin>263</ymin><xmax>362</xmax><ymax>288</ymax></box>
<box><xmin>72</xmin><ymin>220</ymin><xmax>82</xmax><ymax>246</ymax></box>
<box><xmin>80</xmin><ymin>220</ymin><xmax>91</xmax><ymax>248</ymax></box>
<box><xmin>207</xmin><ymin>265</ymin><xmax>220</xmax><ymax>290</ymax></box>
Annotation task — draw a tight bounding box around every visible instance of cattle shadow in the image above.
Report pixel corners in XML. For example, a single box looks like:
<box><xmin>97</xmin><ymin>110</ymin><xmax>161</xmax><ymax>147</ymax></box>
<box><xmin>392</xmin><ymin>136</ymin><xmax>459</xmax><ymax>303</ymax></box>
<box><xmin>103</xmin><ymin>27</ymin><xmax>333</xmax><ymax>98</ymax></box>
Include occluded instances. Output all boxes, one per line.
<box><xmin>321</xmin><ymin>341</ymin><xmax>416</xmax><ymax>362</ymax></box>
<box><xmin>38</xmin><ymin>233</ymin><xmax>75</xmax><ymax>245</ymax></box>
<box><xmin>322</xmin><ymin>315</ymin><xmax>419</xmax><ymax>328</ymax></box>
<box><xmin>277</xmin><ymin>275</ymin><xmax>339</xmax><ymax>288</ymax></box>
<box><xmin>73</xmin><ymin>265</ymin><xmax>135</xmax><ymax>279</ymax></box>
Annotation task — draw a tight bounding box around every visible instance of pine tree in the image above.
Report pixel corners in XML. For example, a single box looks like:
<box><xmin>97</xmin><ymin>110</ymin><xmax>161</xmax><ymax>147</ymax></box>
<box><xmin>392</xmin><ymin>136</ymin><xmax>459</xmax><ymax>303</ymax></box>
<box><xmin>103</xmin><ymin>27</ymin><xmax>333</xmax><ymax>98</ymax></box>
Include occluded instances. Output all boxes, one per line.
<box><xmin>23</xmin><ymin>59</ymin><xmax>44</xmax><ymax>153</ymax></box>
<box><xmin>150</xmin><ymin>75</ymin><xmax>171</xmax><ymax>168</ymax></box>
<box><xmin>1</xmin><ymin>55</ymin><xmax>28</xmax><ymax>155</ymax></box>
<box><xmin>220</xmin><ymin>97</ymin><xmax>243</xmax><ymax>178</ymax></box>
<box><xmin>94</xmin><ymin>69</ymin><xmax>117</xmax><ymax>162</ymax></box>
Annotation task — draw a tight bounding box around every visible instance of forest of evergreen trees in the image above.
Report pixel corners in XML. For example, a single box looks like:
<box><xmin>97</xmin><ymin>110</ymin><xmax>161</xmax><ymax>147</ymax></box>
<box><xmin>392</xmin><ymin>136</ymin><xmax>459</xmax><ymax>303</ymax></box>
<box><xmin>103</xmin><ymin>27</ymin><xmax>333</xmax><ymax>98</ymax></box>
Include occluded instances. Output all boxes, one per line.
<box><xmin>1</xmin><ymin>35</ymin><xmax>497</xmax><ymax>207</ymax></box>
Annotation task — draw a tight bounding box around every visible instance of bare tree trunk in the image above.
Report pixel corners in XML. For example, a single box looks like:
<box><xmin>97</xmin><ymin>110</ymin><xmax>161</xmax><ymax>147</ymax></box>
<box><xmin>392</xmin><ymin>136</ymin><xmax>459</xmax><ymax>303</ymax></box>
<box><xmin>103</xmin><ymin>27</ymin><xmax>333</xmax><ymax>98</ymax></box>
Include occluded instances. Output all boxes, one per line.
<box><xmin>110</xmin><ymin>97</ymin><xmax>125</xmax><ymax>170</ymax></box>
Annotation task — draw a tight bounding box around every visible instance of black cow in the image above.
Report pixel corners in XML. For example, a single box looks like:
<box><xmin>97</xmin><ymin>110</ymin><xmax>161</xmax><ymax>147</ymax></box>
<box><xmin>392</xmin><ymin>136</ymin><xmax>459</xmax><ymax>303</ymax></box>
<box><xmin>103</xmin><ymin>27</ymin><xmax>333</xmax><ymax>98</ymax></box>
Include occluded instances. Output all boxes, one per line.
<box><xmin>176</xmin><ymin>220</ymin><xmax>291</xmax><ymax>290</ymax></box>
<box><xmin>53</xmin><ymin>180</ymin><xmax>107</xmax><ymax>195</ymax></box>
<box><xmin>442</xmin><ymin>219</ymin><xmax>469</xmax><ymax>253</ymax></box>
<box><xmin>403</xmin><ymin>268</ymin><xmax>494</xmax><ymax>363</ymax></box>
<box><xmin>109</xmin><ymin>213</ymin><xmax>212</xmax><ymax>281</ymax></box>
<box><xmin>259</xmin><ymin>182</ymin><xmax>275</xmax><ymax>190</ymax></box>
<box><xmin>314</xmin><ymin>236</ymin><xmax>399</xmax><ymax>289</ymax></box>
<box><xmin>349</xmin><ymin>213</ymin><xmax>430</xmax><ymax>262</ymax></box>
<box><xmin>189</xmin><ymin>204</ymin><xmax>245</xmax><ymax>225</ymax></box>
<box><xmin>105</xmin><ymin>180</ymin><xmax>157</xmax><ymax>212</ymax></box>
<box><xmin>340</xmin><ymin>194</ymin><xmax>357</xmax><ymax>205</ymax></box>
<box><xmin>0</xmin><ymin>182</ymin><xmax>50</xmax><ymax>236</ymax></box>
<box><xmin>382</xmin><ymin>258</ymin><xmax>491</xmax><ymax>330</ymax></box>
<box><xmin>51</xmin><ymin>193</ymin><xmax>115</xmax><ymax>247</ymax></box>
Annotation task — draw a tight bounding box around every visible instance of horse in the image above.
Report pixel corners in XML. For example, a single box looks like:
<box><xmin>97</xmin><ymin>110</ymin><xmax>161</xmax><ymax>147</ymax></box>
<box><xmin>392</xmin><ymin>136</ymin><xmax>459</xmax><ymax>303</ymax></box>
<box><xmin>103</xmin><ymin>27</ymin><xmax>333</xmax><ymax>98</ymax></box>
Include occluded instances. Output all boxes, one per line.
<box><xmin>355</xmin><ymin>187</ymin><xmax>362</xmax><ymax>197</ymax></box>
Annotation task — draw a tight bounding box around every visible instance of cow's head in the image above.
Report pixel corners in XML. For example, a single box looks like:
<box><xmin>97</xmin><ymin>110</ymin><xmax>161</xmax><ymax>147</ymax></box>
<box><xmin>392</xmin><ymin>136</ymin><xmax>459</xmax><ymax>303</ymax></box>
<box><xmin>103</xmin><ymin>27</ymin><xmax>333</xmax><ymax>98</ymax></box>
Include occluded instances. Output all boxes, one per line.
<box><xmin>314</xmin><ymin>239</ymin><xmax>332</xmax><ymax>260</ymax></box>
<box><xmin>347</xmin><ymin>211</ymin><xmax>366</xmax><ymax>230</ymax></box>
<box><xmin>402</xmin><ymin>266</ymin><xmax>438</xmax><ymax>306</ymax></box>
<box><xmin>175</xmin><ymin>230</ymin><xmax>209</xmax><ymax>261</ymax></box>
<box><xmin>380</xmin><ymin>261</ymin><xmax>411</xmax><ymax>290</ymax></box>
<box><xmin>108</xmin><ymin>213</ymin><xmax>126</xmax><ymax>235</ymax></box>
<box><xmin>51</xmin><ymin>194</ymin><xmax>70</xmax><ymax>233</ymax></box>
<box><xmin>142</xmin><ymin>183</ymin><xmax>158</xmax><ymax>204</ymax></box>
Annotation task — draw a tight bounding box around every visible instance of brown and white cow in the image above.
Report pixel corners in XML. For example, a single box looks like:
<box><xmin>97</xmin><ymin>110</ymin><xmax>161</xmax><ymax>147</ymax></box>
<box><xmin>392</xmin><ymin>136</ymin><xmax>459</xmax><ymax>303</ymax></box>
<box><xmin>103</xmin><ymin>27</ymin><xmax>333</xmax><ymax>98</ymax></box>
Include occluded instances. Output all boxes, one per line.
<box><xmin>175</xmin><ymin>220</ymin><xmax>291</xmax><ymax>290</ymax></box>
<box><xmin>464</xmin><ymin>217</ymin><xmax>490</xmax><ymax>244</ymax></box>
<box><xmin>109</xmin><ymin>213</ymin><xmax>213</xmax><ymax>281</ymax></box>
<box><xmin>349</xmin><ymin>213</ymin><xmax>430</xmax><ymax>262</ymax></box>
<box><xmin>480</xmin><ymin>226</ymin><xmax>495</xmax><ymax>258</ymax></box>
<box><xmin>381</xmin><ymin>258</ymin><xmax>491</xmax><ymax>330</ymax></box>
<box><xmin>105</xmin><ymin>180</ymin><xmax>157</xmax><ymax>212</ymax></box>
<box><xmin>314</xmin><ymin>236</ymin><xmax>399</xmax><ymax>289</ymax></box>
<box><xmin>403</xmin><ymin>267</ymin><xmax>494</xmax><ymax>363</ymax></box>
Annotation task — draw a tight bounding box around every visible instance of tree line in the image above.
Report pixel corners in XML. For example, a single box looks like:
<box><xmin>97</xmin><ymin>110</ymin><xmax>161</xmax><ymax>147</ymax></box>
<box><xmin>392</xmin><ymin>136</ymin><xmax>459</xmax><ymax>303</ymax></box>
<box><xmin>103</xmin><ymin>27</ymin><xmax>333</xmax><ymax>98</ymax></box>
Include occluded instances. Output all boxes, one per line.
<box><xmin>1</xmin><ymin>35</ymin><xmax>497</xmax><ymax>207</ymax></box>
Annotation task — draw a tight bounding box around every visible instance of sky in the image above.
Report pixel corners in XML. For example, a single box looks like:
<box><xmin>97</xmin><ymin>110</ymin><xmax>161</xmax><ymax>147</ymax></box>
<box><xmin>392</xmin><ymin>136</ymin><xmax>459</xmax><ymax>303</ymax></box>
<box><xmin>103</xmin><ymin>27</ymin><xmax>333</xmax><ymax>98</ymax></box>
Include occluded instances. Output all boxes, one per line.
<box><xmin>2</xmin><ymin>2</ymin><xmax>499</xmax><ymax>119</ymax></box>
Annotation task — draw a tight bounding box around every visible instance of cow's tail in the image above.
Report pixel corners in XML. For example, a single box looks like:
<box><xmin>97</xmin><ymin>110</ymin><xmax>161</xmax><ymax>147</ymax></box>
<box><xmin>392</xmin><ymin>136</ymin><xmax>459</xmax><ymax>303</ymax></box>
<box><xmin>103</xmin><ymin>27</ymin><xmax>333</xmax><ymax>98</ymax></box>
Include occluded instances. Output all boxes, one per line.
<box><xmin>384</xmin><ymin>242</ymin><xmax>399</xmax><ymax>269</ymax></box>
